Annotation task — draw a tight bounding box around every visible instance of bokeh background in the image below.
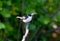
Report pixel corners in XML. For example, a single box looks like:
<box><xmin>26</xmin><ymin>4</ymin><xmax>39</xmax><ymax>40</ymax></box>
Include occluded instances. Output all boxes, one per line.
<box><xmin>0</xmin><ymin>0</ymin><xmax>60</xmax><ymax>41</ymax></box>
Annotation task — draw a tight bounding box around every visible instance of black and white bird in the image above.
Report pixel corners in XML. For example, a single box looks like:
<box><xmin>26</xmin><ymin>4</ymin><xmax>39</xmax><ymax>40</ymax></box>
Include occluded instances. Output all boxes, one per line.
<box><xmin>16</xmin><ymin>13</ymin><xmax>36</xmax><ymax>23</ymax></box>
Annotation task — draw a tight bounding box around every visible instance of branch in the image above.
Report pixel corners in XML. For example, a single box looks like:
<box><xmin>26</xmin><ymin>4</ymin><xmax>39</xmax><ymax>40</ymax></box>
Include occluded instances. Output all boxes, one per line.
<box><xmin>29</xmin><ymin>26</ymin><xmax>40</xmax><ymax>41</ymax></box>
<box><xmin>43</xmin><ymin>7</ymin><xmax>49</xmax><ymax>13</ymax></box>
<box><xmin>22</xmin><ymin>0</ymin><xmax>24</xmax><ymax>14</ymax></box>
<box><xmin>50</xmin><ymin>6</ymin><xmax>60</xmax><ymax>18</ymax></box>
<box><xmin>21</xmin><ymin>0</ymin><xmax>25</xmax><ymax>38</ymax></box>
<box><xmin>47</xmin><ymin>23</ymin><xmax>60</xmax><ymax>33</ymax></box>
<box><xmin>17</xmin><ymin>21</ymin><xmax>21</xmax><ymax>41</ymax></box>
<box><xmin>42</xmin><ymin>5</ymin><xmax>60</xmax><ymax>18</ymax></box>
<box><xmin>22</xmin><ymin>23</ymin><xmax>29</xmax><ymax>41</ymax></box>
<box><xmin>4</xmin><ymin>18</ymin><xmax>8</xmax><ymax>41</ymax></box>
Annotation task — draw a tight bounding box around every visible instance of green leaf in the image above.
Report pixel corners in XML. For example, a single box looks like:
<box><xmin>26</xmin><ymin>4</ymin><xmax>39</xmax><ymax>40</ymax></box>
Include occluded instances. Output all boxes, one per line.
<box><xmin>42</xmin><ymin>36</ymin><xmax>47</xmax><ymax>41</ymax></box>
<box><xmin>38</xmin><ymin>16</ymin><xmax>50</xmax><ymax>24</ymax></box>
<box><xmin>0</xmin><ymin>1</ymin><xmax>2</xmax><ymax>7</ymax></box>
<box><xmin>1</xmin><ymin>9</ymin><xmax>11</xmax><ymax>18</ymax></box>
<box><xmin>54</xmin><ymin>11</ymin><xmax>60</xmax><ymax>22</ymax></box>
<box><xmin>29</xmin><ymin>24</ymin><xmax>36</xmax><ymax>31</ymax></box>
<box><xmin>7</xmin><ymin>0</ymin><xmax>12</xmax><ymax>6</ymax></box>
<box><xmin>5</xmin><ymin>23</ymin><xmax>14</xmax><ymax>34</ymax></box>
<box><xmin>25</xmin><ymin>8</ymin><xmax>36</xmax><ymax>14</ymax></box>
<box><xmin>56</xmin><ymin>11</ymin><xmax>60</xmax><ymax>21</ymax></box>
<box><xmin>0</xmin><ymin>38</ymin><xmax>4</xmax><ymax>41</ymax></box>
<box><xmin>0</xmin><ymin>22</ymin><xmax>5</xmax><ymax>29</ymax></box>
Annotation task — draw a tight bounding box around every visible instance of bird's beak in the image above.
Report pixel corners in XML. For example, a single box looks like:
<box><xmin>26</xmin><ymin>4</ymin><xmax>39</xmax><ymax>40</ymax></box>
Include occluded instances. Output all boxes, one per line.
<box><xmin>16</xmin><ymin>16</ymin><xmax>20</xmax><ymax>18</ymax></box>
<box><xmin>31</xmin><ymin>13</ymin><xmax>37</xmax><ymax>15</ymax></box>
<box><xmin>34</xmin><ymin>13</ymin><xmax>37</xmax><ymax>14</ymax></box>
<box><xmin>33</xmin><ymin>12</ymin><xmax>37</xmax><ymax>14</ymax></box>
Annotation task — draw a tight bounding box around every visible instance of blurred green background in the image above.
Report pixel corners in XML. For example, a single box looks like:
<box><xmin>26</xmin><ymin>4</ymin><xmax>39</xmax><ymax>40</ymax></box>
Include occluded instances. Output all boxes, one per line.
<box><xmin>0</xmin><ymin>0</ymin><xmax>60</xmax><ymax>41</ymax></box>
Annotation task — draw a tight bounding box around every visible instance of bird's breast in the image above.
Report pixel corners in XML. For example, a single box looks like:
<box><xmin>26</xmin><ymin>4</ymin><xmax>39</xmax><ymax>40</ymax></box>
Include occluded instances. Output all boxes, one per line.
<box><xmin>23</xmin><ymin>17</ymin><xmax>32</xmax><ymax>23</ymax></box>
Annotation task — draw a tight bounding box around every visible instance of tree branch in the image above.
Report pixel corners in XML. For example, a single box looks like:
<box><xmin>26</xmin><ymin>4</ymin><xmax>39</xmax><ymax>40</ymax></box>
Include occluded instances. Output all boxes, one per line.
<box><xmin>42</xmin><ymin>5</ymin><xmax>60</xmax><ymax>18</ymax></box>
<box><xmin>50</xmin><ymin>6</ymin><xmax>60</xmax><ymax>18</ymax></box>
<box><xmin>22</xmin><ymin>23</ymin><xmax>29</xmax><ymax>41</ymax></box>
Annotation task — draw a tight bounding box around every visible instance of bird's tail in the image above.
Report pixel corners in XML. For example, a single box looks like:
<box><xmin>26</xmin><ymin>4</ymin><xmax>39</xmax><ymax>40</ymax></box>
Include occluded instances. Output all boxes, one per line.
<box><xmin>16</xmin><ymin>16</ymin><xmax>23</xmax><ymax>19</ymax></box>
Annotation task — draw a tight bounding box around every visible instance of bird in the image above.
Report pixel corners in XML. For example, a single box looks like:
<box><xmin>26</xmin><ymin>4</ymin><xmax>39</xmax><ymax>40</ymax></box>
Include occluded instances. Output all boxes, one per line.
<box><xmin>16</xmin><ymin>13</ymin><xmax>37</xmax><ymax>23</ymax></box>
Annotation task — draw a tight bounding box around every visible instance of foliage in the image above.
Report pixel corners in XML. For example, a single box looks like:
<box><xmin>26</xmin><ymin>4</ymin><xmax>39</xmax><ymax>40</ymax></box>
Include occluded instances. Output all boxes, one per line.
<box><xmin>0</xmin><ymin>0</ymin><xmax>60</xmax><ymax>41</ymax></box>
